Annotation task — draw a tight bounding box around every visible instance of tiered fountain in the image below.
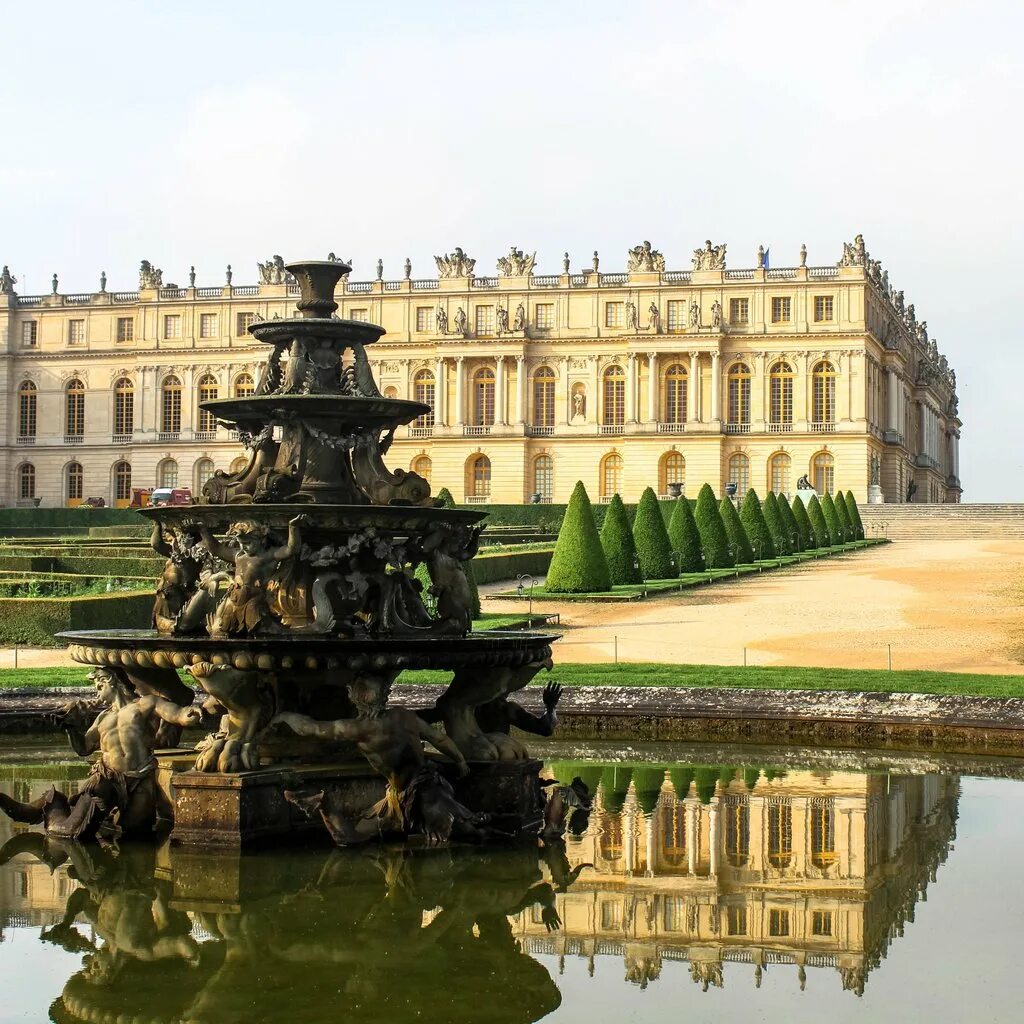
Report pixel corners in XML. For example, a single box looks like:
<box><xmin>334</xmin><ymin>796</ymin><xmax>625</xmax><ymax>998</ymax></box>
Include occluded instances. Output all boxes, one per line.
<box><xmin>58</xmin><ymin>260</ymin><xmax>557</xmax><ymax>845</ymax></box>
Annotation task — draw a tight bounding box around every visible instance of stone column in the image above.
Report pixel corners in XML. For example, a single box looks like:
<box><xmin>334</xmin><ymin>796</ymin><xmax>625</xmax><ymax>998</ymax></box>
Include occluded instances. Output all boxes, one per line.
<box><xmin>710</xmin><ymin>352</ymin><xmax>721</xmax><ymax>421</ymax></box>
<box><xmin>455</xmin><ymin>356</ymin><xmax>466</xmax><ymax>427</ymax></box>
<box><xmin>708</xmin><ymin>800</ymin><xmax>720</xmax><ymax>877</ymax></box>
<box><xmin>434</xmin><ymin>357</ymin><xmax>446</xmax><ymax>425</ymax></box>
<box><xmin>557</xmin><ymin>356</ymin><xmax>570</xmax><ymax>426</ymax></box>
<box><xmin>624</xmin><ymin>800</ymin><xmax>636</xmax><ymax>876</ymax></box>
<box><xmin>626</xmin><ymin>353</ymin><xmax>637</xmax><ymax>424</ymax></box>
<box><xmin>686</xmin><ymin>801</ymin><xmax>698</xmax><ymax>875</ymax></box>
<box><xmin>515</xmin><ymin>354</ymin><xmax>526</xmax><ymax>425</ymax></box>
<box><xmin>645</xmin><ymin>811</ymin><xmax>656</xmax><ymax>877</ymax></box>
<box><xmin>647</xmin><ymin>352</ymin><xmax>658</xmax><ymax>424</ymax></box>
<box><xmin>495</xmin><ymin>356</ymin><xmax>506</xmax><ymax>425</ymax></box>
<box><xmin>688</xmin><ymin>352</ymin><xmax>700</xmax><ymax>422</ymax></box>
<box><xmin>953</xmin><ymin>432</ymin><xmax>960</xmax><ymax>479</ymax></box>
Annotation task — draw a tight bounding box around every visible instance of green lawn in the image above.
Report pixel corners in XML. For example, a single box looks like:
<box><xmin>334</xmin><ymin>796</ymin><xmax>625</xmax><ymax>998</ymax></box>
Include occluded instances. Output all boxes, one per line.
<box><xmin>6</xmin><ymin>660</ymin><xmax>1024</xmax><ymax>698</ymax></box>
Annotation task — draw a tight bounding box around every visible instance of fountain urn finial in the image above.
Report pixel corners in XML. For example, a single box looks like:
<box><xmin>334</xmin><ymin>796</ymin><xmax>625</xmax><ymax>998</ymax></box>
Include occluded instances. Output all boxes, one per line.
<box><xmin>286</xmin><ymin>259</ymin><xmax>352</xmax><ymax>319</ymax></box>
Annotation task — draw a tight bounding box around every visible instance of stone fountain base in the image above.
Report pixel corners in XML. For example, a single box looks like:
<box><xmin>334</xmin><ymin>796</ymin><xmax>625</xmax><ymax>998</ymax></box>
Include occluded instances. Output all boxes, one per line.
<box><xmin>156</xmin><ymin>752</ymin><xmax>543</xmax><ymax>847</ymax></box>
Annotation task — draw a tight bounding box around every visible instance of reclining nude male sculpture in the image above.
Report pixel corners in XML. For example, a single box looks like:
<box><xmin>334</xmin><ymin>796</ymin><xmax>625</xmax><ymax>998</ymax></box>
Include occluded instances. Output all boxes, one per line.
<box><xmin>0</xmin><ymin>668</ymin><xmax>200</xmax><ymax>840</ymax></box>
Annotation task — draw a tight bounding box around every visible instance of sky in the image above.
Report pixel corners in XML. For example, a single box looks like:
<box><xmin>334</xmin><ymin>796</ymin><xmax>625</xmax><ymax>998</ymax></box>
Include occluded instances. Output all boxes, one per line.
<box><xmin>1</xmin><ymin>0</ymin><xmax>1020</xmax><ymax>500</ymax></box>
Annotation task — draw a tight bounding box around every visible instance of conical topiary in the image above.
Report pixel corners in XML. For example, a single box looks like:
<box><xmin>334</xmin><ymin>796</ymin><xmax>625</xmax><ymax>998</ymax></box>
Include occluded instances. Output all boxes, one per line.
<box><xmin>694</xmin><ymin>484</ymin><xmax>734</xmax><ymax>568</ymax></box>
<box><xmin>821</xmin><ymin>490</ymin><xmax>843</xmax><ymax>545</ymax></box>
<box><xmin>601</xmin><ymin>765</ymin><xmax>634</xmax><ymax>815</ymax></box>
<box><xmin>545</xmin><ymin>481</ymin><xmax>612</xmax><ymax>592</ymax></box>
<box><xmin>668</xmin><ymin>498</ymin><xmax>703</xmax><ymax>573</ymax></box>
<box><xmin>633</xmin><ymin>486</ymin><xmax>674</xmax><ymax>579</ymax></box>
<box><xmin>669</xmin><ymin>765</ymin><xmax>694</xmax><ymax>800</ymax></box>
<box><xmin>632</xmin><ymin>766</ymin><xmax>667</xmax><ymax>815</ymax></box>
<box><xmin>600</xmin><ymin>493</ymin><xmax>642</xmax><ymax>585</ymax></box>
<box><xmin>694</xmin><ymin>766</ymin><xmax>719</xmax><ymax>805</ymax></box>
<box><xmin>807</xmin><ymin>494</ymin><xmax>831</xmax><ymax>548</ymax></box>
<box><xmin>777</xmin><ymin>493</ymin><xmax>802</xmax><ymax>552</ymax></box>
<box><xmin>845</xmin><ymin>490</ymin><xmax>865</xmax><ymax>539</ymax></box>
<box><xmin>720</xmin><ymin>497</ymin><xmax>754</xmax><ymax>563</ymax></box>
<box><xmin>791</xmin><ymin>493</ymin><xmax>814</xmax><ymax>549</ymax></box>
<box><xmin>435</xmin><ymin>486</ymin><xmax>456</xmax><ymax>508</ymax></box>
<box><xmin>763</xmin><ymin>491</ymin><xmax>789</xmax><ymax>555</ymax></box>
<box><xmin>832</xmin><ymin>489</ymin><xmax>853</xmax><ymax>543</ymax></box>
<box><xmin>739</xmin><ymin>489</ymin><xmax>776</xmax><ymax>561</ymax></box>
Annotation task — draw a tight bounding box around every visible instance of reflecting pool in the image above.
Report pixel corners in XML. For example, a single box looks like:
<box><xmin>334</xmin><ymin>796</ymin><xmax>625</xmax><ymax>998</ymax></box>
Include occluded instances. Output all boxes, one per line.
<box><xmin>1</xmin><ymin>736</ymin><xmax>1022</xmax><ymax>1023</ymax></box>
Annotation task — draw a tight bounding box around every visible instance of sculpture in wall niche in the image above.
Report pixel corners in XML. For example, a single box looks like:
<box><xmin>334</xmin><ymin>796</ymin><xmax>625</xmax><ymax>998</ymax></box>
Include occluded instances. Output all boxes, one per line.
<box><xmin>688</xmin><ymin>299</ymin><xmax>700</xmax><ymax>328</ymax></box>
<box><xmin>496</xmin><ymin>305</ymin><xmax>510</xmax><ymax>334</ymax></box>
<box><xmin>257</xmin><ymin>255</ymin><xmax>290</xmax><ymax>284</ymax></box>
<box><xmin>138</xmin><ymin>260</ymin><xmax>163</xmax><ymax>289</ymax></box>
<box><xmin>692</xmin><ymin>240</ymin><xmax>727</xmax><ymax>271</ymax></box>
<box><xmin>497</xmin><ymin>246</ymin><xmax>536</xmax><ymax>277</ymax></box>
<box><xmin>421</xmin><ymin>522</ymin><xmax>482</xmax><ymax>635</ymax></box>
<box><xmin>435</xmin><ymin>247</ymin><xmax>476</xmax><ymax>278</ymax></box>
<box><xmin>512</xmin><ymin>303</ymin><xmax>527</xmax><ymax>332</ymax></box>
<box><xmin>711</xmin><ymin>300</ymin><xmax>723</xmax><ymax>329</ymax></box>
<box><xmin>838</xmin><ymin>233</ymin><xmax>867</xmax><ymax>267</ymax></box>
<box><xmin>151</xmin><ymin>521</ymin><xmax>229</xmax><ymax>635</ymax></box>
<box><xmin>870</xmin><ymin>453</ymin><xmax>881</xmax><ymax>486</ymax></box>
<box><xmin>454</xmin><ymin>307</ymin><xmax>468</xmax><ymax>335</ymax></box>
<box><xmin>0</xmin><ymin>668</ymin><xmax>199</xmax><ymax>840</ymax></box>
<box><xmin>571</xmin><ymin>384</ymin><xmax>586</xmax><ymax>422</ymax></box>
<box><xmin>0</xmin><ymin>265</ymin><xmax>16</xmax><ymax>293</ymax></box>
<box><xmin>627</xmin><ymin>240</ymin><xmax>666</xmax><ymax>272</ymax></box>
<box><xmin>436</xmin><ymin>305</ymin><xmax>449</xmax><ymax>334</ymax></box>
<box><xmin>626</xmin><ymin>301</ymin><xmax>639</xmax><ymax>331</ymax></box>
<box><xmin>648</xmin><ymin>302</ymin><xmax>661</xmax><ymax>332</ymax></box>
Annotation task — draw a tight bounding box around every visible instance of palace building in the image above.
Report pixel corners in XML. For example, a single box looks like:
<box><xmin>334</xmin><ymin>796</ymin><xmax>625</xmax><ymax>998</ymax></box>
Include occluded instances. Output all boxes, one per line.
<box><xmin>0</xmin><ymin>236</ymin><xmax>961</xmax><ymax>508</ymax></box>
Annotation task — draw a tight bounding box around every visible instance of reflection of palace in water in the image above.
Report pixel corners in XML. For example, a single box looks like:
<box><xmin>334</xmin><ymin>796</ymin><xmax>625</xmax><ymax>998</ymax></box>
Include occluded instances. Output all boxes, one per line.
<box><xmin>515</xmin><ymin>763</ymin><xmax>959</xmax><ymax>995</ymax></box>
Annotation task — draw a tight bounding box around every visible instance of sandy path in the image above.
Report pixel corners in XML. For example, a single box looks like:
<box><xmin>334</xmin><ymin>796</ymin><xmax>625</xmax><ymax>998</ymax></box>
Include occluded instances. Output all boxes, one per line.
<box><xmin>486</xmin><ymin>539</ymin><xmax>1024</xmax><ymax>674</ymax></box>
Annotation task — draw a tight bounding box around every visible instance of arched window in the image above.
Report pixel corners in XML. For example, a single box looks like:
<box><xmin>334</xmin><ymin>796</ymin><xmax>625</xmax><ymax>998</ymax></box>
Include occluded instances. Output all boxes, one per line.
<box><xmin>229</xmin><ymin>456</ymin><xmax>248</xmax><ymax>474</ymax></box>
<box><xmin>161</xmin><ymin>376</ymin><xmax>182</xmax><ymax>435</ymax></box>
<box><xmin>727</xmin><ymin>363</ymin><xmax>751</xmax><ymax>426</ymax></box>
<box><xmin>18</xmin><ymin>381</ymin><xmax>37</xmax><ymax>438</ymax></box>
<box><xmin>659</xmin><ymin>800</ymin><xmax>687</xmax><ymax>867</ymax></box>
<box><xmin>663</xmin><ymin>363</ymin><xmax>688</xmax><ymax>424</ymax></box>
<box><xmin>769</xmin><ymin>452</ymin><xmax>792</xmax><ymax>495</ymax></box>
<box><xmin>233</xmin><ymin>373</ymin><xmax>255</xmax><ymax>398</ymax></box>
<box><xmin>18</xmin><ymin>463</ymin><xmax>35</xmax><ymax>500</ymax></box>
<box><xmin>532</xmin><ymin>367</ymin><xmax>556</xmax><ymax>428</ymax></box>
<box><xmin>197</xmin><ymin>374</ymin><xmax>219</xmax><ymax>434</ymax></box>
<box><xmin>810</xmin><ymin>798</ymin><xmax>837</xmax><ymax>868</ymax></box>
<box><xmin>660</xmin><ymin>451</ymin><xmax>685</xmax><ymax>496</ymax></box>
<box><xmin>728</xmin><ymin>452</ymin><xmax>750</xmax><ymax>495</ymax></box>
<box><xmin>114</xmin><ymin>461</ymin><xmax>132</xmax><ymax>507</ymax></box>
<box><xmin>114</xmin><ymin>377</ymin><xmax>134</xmax><ymax>438</ymax></box>
<box><xmin>412</xmin><ymin>455</ymin><xmax>432</xmax><ymax>483</ymax></box>
<box><xmin>195</xmin><ymin>458</ymin><xmax>215</xmax><ymax>492</ymax></box>
<box><xmin>65</xmin><ymin>378</ymin><xmax>85</xmax><ymax>437</ymax></box>
<box><xmin>812</xmin><ymin>451</ymin><xmax>834</xmax><ymax>495</ymax></box>
<box><xmin>769</xmin><ymin>361</ymin><xmax>793</xmax><ymax>426</ymax></box>
<box><xmin>473</xmin><ymin>367</ymin><xmax>495</xmax><ymax>426</ymax></box>
<box><xmin>383</xmin><ymin>386</ymin><xmax>398</xmax><ymax>399</ymax></box>
<box><xmin>467</xmin><ymin>454</ymin><xmax>491</xmax><ymax>499</ymax></box>
<box><xmin>603</xmin><ymin>365</ymin><xmax>625</xmax><ymax>427</ymax></box>
<box><xmin>414</xmin><ymin>369</ymin><xmax>435</xmax><ymax>428</ymax></box>
<box><xmin>158</xmin><ymin>458</ymin><xmax>178</xmax><ymax>488</ymax></box>
<box><xmin>768</xmin><ymin>800</ymin><xmax>793</xmax><ymax>868</ymax></box>
<box><xmin>724</xmin><ymin>797</ymin><xmax>750</xmax><ymax>868</ymax></box>
<box><xmin>66</xmin><ymin>461</ymin><xmax>83</xmax><ymax>504</ymax></box>
<box><xmin>600</xmin><ymin>452</ymin><xmax>623</xmax><ymax>500</ymax></box>
<box><xmin>812</xmin><ymin>361</ymin><xmax>837</xmax><ymax>424</ymax></box>
<box><xmin>533</xmin><ymin>454</ymin><xmax>553</xmax><ymax>502</ymax></box>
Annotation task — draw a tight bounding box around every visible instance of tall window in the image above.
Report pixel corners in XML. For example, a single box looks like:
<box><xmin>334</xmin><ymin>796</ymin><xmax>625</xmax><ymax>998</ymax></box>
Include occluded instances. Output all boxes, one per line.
<box><xmin>468</xmin><ymin>455</ymin><xmax>491</xmax><ymax>499</ymax></box>
<box><xmin>533</xmin><ymin>454</ymin><xmax>553</xmax><ymax>502</ymax></box>
<box><xmin>600</xmin><ymin>453</ymin><xmax>623</xmax><ymax>499</ymax></box>
<box><xmin>233</xmin><ymin>373</ymin><xmax>255</xmax><ymax>398</ymax></box>
<box><xmin>667</xmin><ymin>300</ymin><xmax>686</xmax><ymax>332</ymax></box>
<box><xmin>727</xmin><ymin>363</ymin><xmax>751</xmax><ymax>425</ymax></box>
<box><xmin>728</xmin><ymin>453</ymin><xmax>750</xmax><ymax>494</ymax></box>
<box><xmin>768</xmin><ymin>799</ymin><xmax>793</xmax><ymax>867</ymax></box>
<box><xmin>68</xmin><ymin>319</ymin><xmax>85</xmax><ymax>344</ymax></box>
<box><xmin>603</xmin><ymin>365</ymin><xmax>625</xmax><ymax>426</ymax></box>
<box><xmin>65</xmin><ymin>378</ymin><xmax>85</xmax><ymax>437</ymax></box>
<box><xmin>158</xmin><ymin>458</ymin><xmax>178</xmax><ymax>488</ymax></box>
<box><xmin>532</xmin><ymin>367</ymin><xmax>555</xmax><ymax>427</ymax></box>
<box><xmin>21</xmin><ymin>321</ymin><xmax>38</xmax><ymax>346</ymax></box>
<box><xmin>660</xmin><ymin>801</ymin><xmax>687</xmax><ymax>866</ymax></box>
<box><xmin>664</xmin><ymin>363</ymin><xmax>688</xmax><ymax>423</ymax></box>
<box><xmin>412</xmin><ymin>455</ymin><xmax>432</xmax><ymax>483</ymax></box>
<box><xmin>414</xmin><ymin>370</ymin><xmax>435</xmax><ymax>428</ymax></box>
<box><xmin>18</xmin><ymin>381</ymin><xmax>37</xmax><ymax>438</ymax></box>
<box><xmin>724</xmin><ymin>797</ymin><xmax>750</xmax><ymax>867</ymax></box>
<box><xmin>727</xmin><ymin>906</ymin><xmax>748</xmax><ymax>936</ymax></box>
<box><xmin>475</xmin><ymin>306</ymin><xmax>495</xmax><ymax>337</ymax></box>
<box><xmin>473</xmin><ymin>367</ymin><xmax>495</xmax><ymax>426</ymax></box>
<box><xmin>729</xmin><ymin>298</ymin><xmax>750</xmax><ymax>325</ymax></box>
<box><xmin>660</xmin><ymin>452</ymin><xmax>685</xmax><ymax>495</ymax></box>
<box><xmin>199</xmin><ymin>313</ymin><xmax>218</xmax><ymax>338</ymax></box>
<box><xmin>769</xmin><ymin>361</ymin><xmax>793</xmax><ymax>425</ymax></box>
<box><xmin>116</xmin><ymin>317</ymin><xmax>134</xmax><ymax>342</ymax></box>
<box><xmin>349</xmin><ymin>308</ymin><xmax>369</xmax><ymax>322</ymax></box>
<box><xmin>771</xmin><ymin>297</ymin><xmax>792</xmax><ymax>323</ymax></box>
<box><xmin>66</xmin><ymin>462</ymin><xmax>83</xmax><ymax>503</ymax></box>
<box><xmin>769</xmin><ymin>452</ymin><xmax>792</xmax><ymax>496</ymax></box>
<box><xmin>163</xmin><ymin>315</ymin><xmax>181</xmax><ymax>339</ymax></box>
<box><xmin>813</xmin><ymin>452</ymin><xmax>835</xmax><ymax>495</ymax></box>
<box><xmin>236</xmin><ymin>312</ymin><xmax>256</xmax><ymax>335</ymax></box>
<box><xmin>812</xmin><ymin>361</ymin><xmax>837</xmax><ymax>423</ymax></box>
<box><xmin>415</xmin><ymin>306</ymin><xmax>433</xmax><ymax>333</ymax></box>
<box><xmin>197</xmin><ymin>374</ymin><xmax>219</xmax><ymax>433</ymax></box>
<box><xmin>768</xmin><ymin>909</ymin><xmax>790</xmax><ymax>937</ymax></box>
<box><xmin>114</xmin><ymin>377</ymin><xmax>134</xmax><ymax>437</ymax></box>
<box><xmin>814</xmin><ymin>295</ymin><xmax>834</xmax><ymax>322</ymax></box>
<box><xmin>811</xmin><ymin>798</ymin><xmax>837</xmax><ymax>868</ymax></box>
<box><xmin>18</xmin><ymin>463</ymin><xmax>35</xmax><ymax>499</ymax></box>
<box><xmin>812</xmin><ymin>911</ymin><xmax>833</xmax><ymax>936</ymax></box>
<box><xmin>535</xmin><ymin>304</ymin><xmax>554</xmax><ymax>329</ymax></box>
<box><xmin>604</xmin><ymin>302</ymin><xmax>624</xmax><ymax>328</ymax></box>
<box><xmin>195</xmin><ymin>458</ymin><xmax>215</xmax><ymax>492</ymax></box>
<box><xmin>114</xmin><ymin>461</ymin><xmax>132</xmax><ymax>505</ymax></box>
<box><xmin>161</xmin><ymin>376</ymin><xmax>182</xmax><ymax>434</ymax></box>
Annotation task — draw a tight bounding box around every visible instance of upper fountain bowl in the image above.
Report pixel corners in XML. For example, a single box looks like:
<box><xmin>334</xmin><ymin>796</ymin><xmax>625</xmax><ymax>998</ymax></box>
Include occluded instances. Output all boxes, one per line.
<box><xmin>286</xmin><ymin>259</ymin><xmax>352</xmax><ymax>319</ymax></box>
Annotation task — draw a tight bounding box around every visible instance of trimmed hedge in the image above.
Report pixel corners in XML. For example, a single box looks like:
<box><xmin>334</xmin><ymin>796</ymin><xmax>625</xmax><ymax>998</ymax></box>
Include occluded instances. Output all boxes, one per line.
<box><xmin>0</xmin><ymin>556</ymin><xmax>162</xmax><ymax>576</ymax></box>
<box><xmin>632</xmin><ymin>487</ymin><xmax>673</xmax><ymax>580</ymax></box>
<box><xmin>544</xmin><ymin>482</ymin><xmax>611</xmax><ymax>593</ymax></box>
<box><xmin>832</xmin><ymin>490</ymin><xmax>853</xmax><ymax>542</ymax></box>
<box><xmin>821</xmin><ymin>491</ymin><xmax>843</xmax><ymax>544</ymax></box>
<box><xmin>777</xmin><ymin>494</ymin><xmax>801</xmax><ymax>552</ymax></box>
<box><xmin>807</xmin><ymin>495</ymin><xmax>831</xmax><ymax>547</ymax></box>
<box><xmin>471</xmin><ymin>548</ymin><xmax>554</xmax><ymax>585</ymax></box>
<box><xmin>845</xmin><ymin>490</ymin><xmax>865</xmax><ymax>540</ymax></box>
<box><xmin>694</xmin><ymin>484</ymin><xmax>734</xmax><ymax>569</ymax></box>
<box><xmin>719</xmin><ymin>497</ymin><xmax>754</xmax><ymax>564</ymax></box>
<box><xmin>0</xmin><ymin>508</ymin><xmax>138</xmax><ymax>530</ymax></box>
<box><xmin>739</xmin><ymin>490</ymin><xmax>775</xmax><ymax>561</ymax></box>
<box><xmin>763</xmin><ymin>492</ymin><xmax>790</xmax><ymax>555</ymax></box>
<box><xmin>0</xmin><ymin>591</ymin><xmax>153</xmax><ymax>647</ymax></box>
<box><xmin>791</xmin><ymin>494</ymin><xmax>814</xmax><ymax>549</ymax></box>
<box><xmin>600</xmin><ymin>494</ymin><xmax>642</xmax><ymax>585</ymax></box>
<box><xmin>667</xmin><ymin>498</ymin><xmax>703</xmax><ymax>573</ymax></box>
<box><xmin>445</xmin><ymin>500</ymin><xmax>679</xmax><ymax>534</ymax></box>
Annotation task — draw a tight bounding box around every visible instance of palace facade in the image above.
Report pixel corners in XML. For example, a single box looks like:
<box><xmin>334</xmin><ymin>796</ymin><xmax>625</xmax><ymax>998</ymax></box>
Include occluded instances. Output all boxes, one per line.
<box><xmin>0</xmin><ymin>236</ymin><xmax>961</xmax><ymax>508</ymax></box>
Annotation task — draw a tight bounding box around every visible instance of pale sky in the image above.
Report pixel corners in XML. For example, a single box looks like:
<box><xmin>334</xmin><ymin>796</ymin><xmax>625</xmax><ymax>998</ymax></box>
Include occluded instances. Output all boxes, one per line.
<box><xmin>2</xmin><ymin>0</ymin><xmax>1020</xmax><ymax>500</ymax></box>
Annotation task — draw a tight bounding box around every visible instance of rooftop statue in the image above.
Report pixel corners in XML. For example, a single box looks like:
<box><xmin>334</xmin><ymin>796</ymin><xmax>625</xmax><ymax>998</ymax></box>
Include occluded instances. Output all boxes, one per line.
<box><xmin>257</xmin><ymin>254</ymin><xmax>290</xmax><ymax>284</ymax></box>
<box><xmin>435</xmin><ymin>246</ymin><xmax>476</xmax><ymax>277</ymax></box>
<box><xmin>138</xmin><ymin>259</ymin><xmax>162</xmax><ymax>289</ymax></box>
<box><xmin>838</xmin><ymin>233</ymin><xmax>867</xmax><ymax>267</ymax></box>
<box><xmin>497</xmin><ymin>245</ymin><xmax>536</xmax><ymax>277</ymax></box>
<box><xmin>0</xmin><ymin>265</ymin><xmax>15</xmax><ymax>294</ymax></box>
<box><xmin>692</xmin><ymin>239</ymin><xmax>727</xmax><ymax>271</ymax></box>
<box><xmin>627</xmin><ymin>239</ymin><xmax>666</xmax><ymax>272</ymax></box>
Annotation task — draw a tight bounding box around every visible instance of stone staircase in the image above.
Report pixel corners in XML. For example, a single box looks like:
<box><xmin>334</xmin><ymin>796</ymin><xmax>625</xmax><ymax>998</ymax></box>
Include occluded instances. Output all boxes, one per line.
<box><xmin>859</xmin><ymin>504</ymin><xmax>1024</xmax><ymax>540</ymax></box>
